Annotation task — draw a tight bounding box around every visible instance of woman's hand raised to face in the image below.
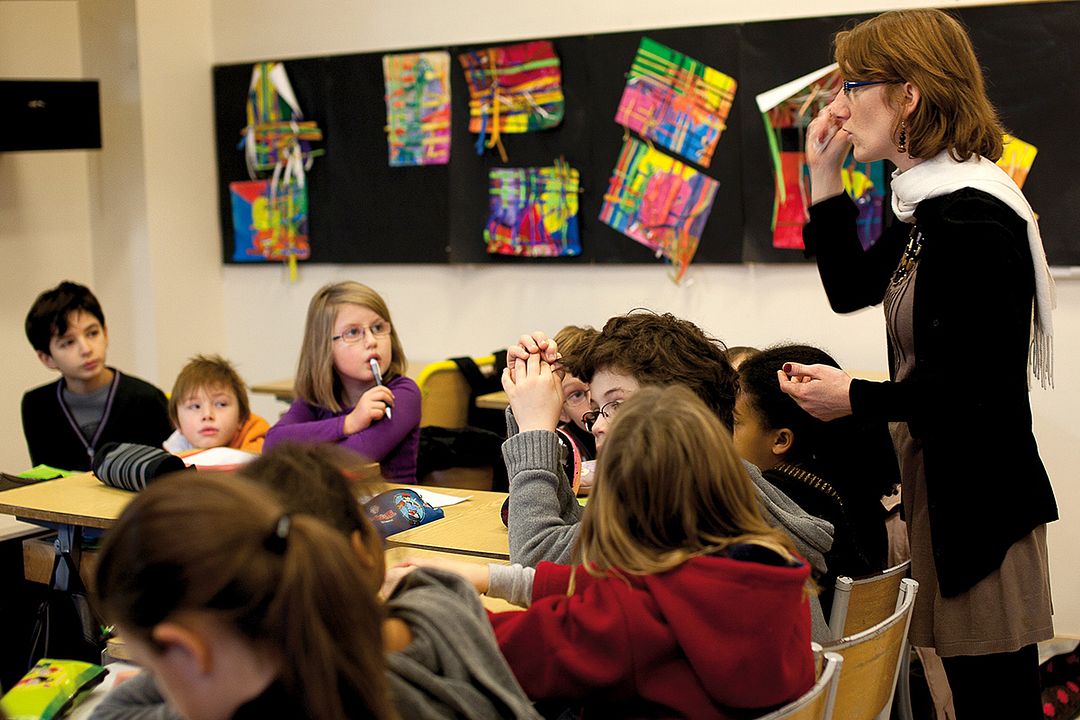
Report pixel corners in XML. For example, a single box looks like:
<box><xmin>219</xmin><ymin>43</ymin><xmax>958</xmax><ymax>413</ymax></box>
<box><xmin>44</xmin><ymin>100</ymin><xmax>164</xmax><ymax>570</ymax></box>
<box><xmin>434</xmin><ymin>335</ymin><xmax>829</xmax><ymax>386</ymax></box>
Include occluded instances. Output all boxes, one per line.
<box><xmin>806</xmin><ymin>103</ymin><xmax>852</xmax><ymax>203</ymax></box>
<box><xmin>502</xmin><ymin>352</ymin><xmax>563</xmax><ymax>434</ymax></box>
<box><xmin>777</xmin><ymin>362</ymin><xmax>854</xmax><ymax>421</ymax></box>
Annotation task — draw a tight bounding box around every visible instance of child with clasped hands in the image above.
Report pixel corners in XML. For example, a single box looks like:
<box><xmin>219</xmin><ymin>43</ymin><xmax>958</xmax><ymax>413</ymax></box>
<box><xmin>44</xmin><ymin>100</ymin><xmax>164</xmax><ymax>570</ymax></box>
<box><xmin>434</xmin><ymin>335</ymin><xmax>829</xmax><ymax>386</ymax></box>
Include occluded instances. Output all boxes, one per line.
<box><xmin>503</xmin><ymin>332</ymin><xmax>564</xmax><ymax>434</ymax></box>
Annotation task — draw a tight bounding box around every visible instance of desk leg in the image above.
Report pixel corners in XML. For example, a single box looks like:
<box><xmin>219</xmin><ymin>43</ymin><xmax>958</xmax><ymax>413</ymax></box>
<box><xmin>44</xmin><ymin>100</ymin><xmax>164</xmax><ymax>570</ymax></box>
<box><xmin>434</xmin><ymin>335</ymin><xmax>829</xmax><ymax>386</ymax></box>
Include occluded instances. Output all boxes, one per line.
<box><xmin>53</xmin><ymin>524</ymin><xmax>82</xmax><ymax>592</ymax></box>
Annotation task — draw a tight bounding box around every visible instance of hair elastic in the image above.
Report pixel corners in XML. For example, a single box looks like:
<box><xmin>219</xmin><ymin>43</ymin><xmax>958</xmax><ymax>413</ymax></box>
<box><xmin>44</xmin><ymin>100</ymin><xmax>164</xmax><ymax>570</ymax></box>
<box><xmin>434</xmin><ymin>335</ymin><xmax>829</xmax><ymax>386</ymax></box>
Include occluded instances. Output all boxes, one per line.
<box><xmin>264</xmin><ymin>514</ymin><xmax>291</xmax><ymax>554</ymax></box>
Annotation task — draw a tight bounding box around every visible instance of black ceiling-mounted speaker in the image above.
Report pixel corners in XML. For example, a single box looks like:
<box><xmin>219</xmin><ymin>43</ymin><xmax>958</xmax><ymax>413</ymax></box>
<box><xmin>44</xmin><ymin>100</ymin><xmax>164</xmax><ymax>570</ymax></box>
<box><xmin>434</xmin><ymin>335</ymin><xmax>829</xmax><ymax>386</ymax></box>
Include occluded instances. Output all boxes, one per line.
<box><xmin>0</xmin><ymin>79</ymin><xmax>102</xmax><ymax>152</ymax></box>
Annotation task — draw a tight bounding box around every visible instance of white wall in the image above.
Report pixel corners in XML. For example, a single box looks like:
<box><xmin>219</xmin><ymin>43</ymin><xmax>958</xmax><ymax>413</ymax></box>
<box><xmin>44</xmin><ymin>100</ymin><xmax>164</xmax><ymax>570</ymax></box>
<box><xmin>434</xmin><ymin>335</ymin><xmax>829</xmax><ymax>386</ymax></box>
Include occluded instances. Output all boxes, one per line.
<box><xmin>0</xmin><ymin>1</ymin><xmax>94</xmax><ymax>475</ymax></box>
<box><xmin>1</xmin><ymin>0</ymin><xmax>1077</xmax><ymax>633</ymax></box>
<box><xmin>1</xmin><ymin>0</ymin><xmax>223</xmax><ymax>470</ymax></box>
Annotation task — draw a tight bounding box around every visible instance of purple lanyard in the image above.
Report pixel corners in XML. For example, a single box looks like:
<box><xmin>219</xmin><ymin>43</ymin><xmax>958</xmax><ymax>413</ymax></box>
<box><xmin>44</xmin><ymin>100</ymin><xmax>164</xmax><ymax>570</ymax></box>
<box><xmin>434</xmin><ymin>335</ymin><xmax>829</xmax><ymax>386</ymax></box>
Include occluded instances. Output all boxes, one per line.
<box><xmin>56</xmin><ymin>370</ymin><xmax>121</xmax><ymax>460</ymax></box>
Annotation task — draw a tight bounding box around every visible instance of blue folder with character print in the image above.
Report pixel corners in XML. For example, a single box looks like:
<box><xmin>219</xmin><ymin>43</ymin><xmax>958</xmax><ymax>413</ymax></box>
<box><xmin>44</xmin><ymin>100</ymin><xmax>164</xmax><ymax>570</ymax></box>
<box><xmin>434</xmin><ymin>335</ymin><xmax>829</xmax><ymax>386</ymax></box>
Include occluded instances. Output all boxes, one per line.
<box><xmin>363</xmin><ymin>488</ymin><xmax>445</xmax><ymax>538</ymax></box>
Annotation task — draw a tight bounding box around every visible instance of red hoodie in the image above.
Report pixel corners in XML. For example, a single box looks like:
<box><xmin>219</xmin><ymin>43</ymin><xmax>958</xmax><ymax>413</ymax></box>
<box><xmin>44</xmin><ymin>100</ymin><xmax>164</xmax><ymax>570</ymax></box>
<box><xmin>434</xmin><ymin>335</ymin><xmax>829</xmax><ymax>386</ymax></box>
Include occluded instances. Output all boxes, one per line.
<box><xmin>489</xmin><ymin>552</ymin><xmax>814</xmax><ymax>718</ymax></box>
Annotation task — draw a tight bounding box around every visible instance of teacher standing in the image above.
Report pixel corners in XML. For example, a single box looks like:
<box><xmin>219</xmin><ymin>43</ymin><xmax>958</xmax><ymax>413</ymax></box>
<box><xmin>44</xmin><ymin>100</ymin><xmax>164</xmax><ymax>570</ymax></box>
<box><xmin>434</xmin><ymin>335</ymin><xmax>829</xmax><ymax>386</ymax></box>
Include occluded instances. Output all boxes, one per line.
<box><xmin>780</xmin><ymin>9</ymin><xmax>1057</xmax><ymax>718</ymax></box>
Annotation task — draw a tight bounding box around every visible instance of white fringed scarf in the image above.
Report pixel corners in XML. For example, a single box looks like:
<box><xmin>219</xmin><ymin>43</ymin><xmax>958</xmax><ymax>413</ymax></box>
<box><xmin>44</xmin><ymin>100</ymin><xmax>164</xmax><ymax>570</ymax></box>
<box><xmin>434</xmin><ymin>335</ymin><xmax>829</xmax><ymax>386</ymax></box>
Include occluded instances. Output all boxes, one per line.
<box><xmin>890</xmin><ymin>151</ymin><xmax>1055</xmax><ymax>388</ymax></box>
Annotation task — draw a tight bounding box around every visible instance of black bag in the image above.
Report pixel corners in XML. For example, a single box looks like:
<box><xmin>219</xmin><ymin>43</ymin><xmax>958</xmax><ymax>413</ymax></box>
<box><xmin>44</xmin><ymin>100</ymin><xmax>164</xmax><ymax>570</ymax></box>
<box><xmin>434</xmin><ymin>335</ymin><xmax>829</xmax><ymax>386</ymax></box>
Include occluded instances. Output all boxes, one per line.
<box><xmin>450</xmin><ymin>350</ymin><xmax>508</xmax><ymax>436</ymax></box>
<box><xmin>28</xmin><ymin>543</ymin><xmax>104</xmax><ymax>667</ymax></box>
<box><xmin>416</xmin><ymin>425</ymin><xmax>508</xmax><ymax>491</ymax></box>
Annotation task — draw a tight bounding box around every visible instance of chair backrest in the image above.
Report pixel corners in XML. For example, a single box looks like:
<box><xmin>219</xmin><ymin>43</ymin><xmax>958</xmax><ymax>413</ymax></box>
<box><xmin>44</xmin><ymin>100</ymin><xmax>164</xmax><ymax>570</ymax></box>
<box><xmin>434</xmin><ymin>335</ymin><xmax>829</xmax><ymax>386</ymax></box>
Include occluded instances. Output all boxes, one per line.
<box><xmin>416</xmin><ymin>355</ymin><xmax>497</xmax><ymax>428</ymax></box>
<box><xmin>827</xmin><ymin>559</ymin><xmax>911</xmax><ymax>640</ymax></box>
<box><xmin>821</xmin><ymin>578</ymin><xmax>919</xmax><ymax>720</ymax></box>
<box><xmin>757</xmin><ymin>649</ymin><xmax>844</xmax><ymax>720</ymax></box>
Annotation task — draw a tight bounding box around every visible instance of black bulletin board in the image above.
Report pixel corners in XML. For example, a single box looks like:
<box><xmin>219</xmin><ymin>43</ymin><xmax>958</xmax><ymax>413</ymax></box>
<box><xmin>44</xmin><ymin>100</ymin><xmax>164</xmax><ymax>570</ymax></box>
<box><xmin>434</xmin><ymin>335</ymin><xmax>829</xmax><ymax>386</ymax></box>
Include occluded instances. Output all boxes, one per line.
<box><xmin>212</xmin><ymin>2</ymin><xmax>1080</xmax><ymax>267</ymax></box>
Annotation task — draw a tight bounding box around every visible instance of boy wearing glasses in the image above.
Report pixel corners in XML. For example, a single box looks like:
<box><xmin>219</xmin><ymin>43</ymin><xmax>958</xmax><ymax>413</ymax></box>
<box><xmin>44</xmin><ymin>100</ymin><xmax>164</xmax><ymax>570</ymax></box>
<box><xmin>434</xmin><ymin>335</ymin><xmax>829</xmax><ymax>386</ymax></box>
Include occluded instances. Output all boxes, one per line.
<box><xmin>500</xmin><ymin>311</ymin><xmax>834</xmax><ymax>636</ymax></box>
<box><xmin>551</xmin><ymin>325</ymin><xmax>598</xmax><ymax>461</ymax></box>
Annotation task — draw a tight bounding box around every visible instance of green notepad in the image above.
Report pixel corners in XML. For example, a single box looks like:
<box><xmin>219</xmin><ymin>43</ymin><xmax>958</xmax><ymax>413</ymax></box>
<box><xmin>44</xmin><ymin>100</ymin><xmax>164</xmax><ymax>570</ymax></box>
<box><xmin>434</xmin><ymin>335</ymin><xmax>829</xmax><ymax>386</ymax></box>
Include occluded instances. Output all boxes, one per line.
<box><xmin>19</xmin><ymin>465</ymin><xmax>78</xmax><ymax>480</ymax></box>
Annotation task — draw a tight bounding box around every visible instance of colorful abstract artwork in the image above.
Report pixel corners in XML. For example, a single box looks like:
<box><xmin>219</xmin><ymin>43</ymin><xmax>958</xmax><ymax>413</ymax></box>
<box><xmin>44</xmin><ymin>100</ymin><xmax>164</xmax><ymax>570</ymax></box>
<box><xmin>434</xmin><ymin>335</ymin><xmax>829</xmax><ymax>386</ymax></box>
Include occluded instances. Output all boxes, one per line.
<box><xmin>229</xmin><ymin>180</ymin><xmax>310</xmax><ymax>263</ymax></box>
<box><xmin>756</xmin><ymin>64</ymin><xmax>885</xmax><ymax>251</ymax></box>
<box><xmin>458</xmin><ymin>40</ymin><xmax>564</xmax><ymax>161</ymax></box>
<box><xmin>241</xmin><ymin>62</ymin><xmax>323</xmax><ymax>178</ymax></box>
<box><xmin>600</xmin><ymin>137</ymin><xmax>719</xmax><ymax>282</ymax></box>
<box><xmin>382</xmin><ymin>51</ymin><xmax>451</xmax><ymax>167</ymax></box>
<box><xmin>997</xmin><ymin>133</ymin><xmax>1038</xmax><ymax>188</ymax></box>
<box><xmin>238</xmin><ymin>62</ymin><xmax>323</xmax><ymax>277</ymax></box>
<box><xmin>614</xmin><ymin>37</ymin><xmax>737</xmax><ymax>168</ymax></box>
<box><xmin>485</xmin><ymin>160</ymin><xmax>580</xmax><ymax>257</ymax></box>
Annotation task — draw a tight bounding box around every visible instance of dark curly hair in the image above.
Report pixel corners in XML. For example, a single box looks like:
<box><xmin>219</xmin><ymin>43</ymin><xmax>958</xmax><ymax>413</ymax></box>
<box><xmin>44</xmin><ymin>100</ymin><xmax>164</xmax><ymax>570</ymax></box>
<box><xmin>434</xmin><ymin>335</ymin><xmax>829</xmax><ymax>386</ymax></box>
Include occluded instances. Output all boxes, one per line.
<box><xmin>737</xmin><ymin>344</ymin><xmax>899</xmax><ymax>499</ymax></box>
<box><xmin>573</xmin><ymin>310</ymin><xmax>736</xmax><ymax>430</ymax></box>
<box><xmin>737</xmin><ymin>345</ymin><xmax>840</xmax><ymax>466</ymax></box>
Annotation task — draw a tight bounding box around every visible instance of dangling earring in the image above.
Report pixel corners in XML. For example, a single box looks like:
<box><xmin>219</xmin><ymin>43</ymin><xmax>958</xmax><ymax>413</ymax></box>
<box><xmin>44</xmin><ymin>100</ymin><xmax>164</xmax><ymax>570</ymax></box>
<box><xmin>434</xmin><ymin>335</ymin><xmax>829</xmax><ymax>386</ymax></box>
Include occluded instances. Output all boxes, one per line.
<box><xmin>896</xmin><ymin>120</ymin><xmax>908</xmax><ymax>154</ymax></box>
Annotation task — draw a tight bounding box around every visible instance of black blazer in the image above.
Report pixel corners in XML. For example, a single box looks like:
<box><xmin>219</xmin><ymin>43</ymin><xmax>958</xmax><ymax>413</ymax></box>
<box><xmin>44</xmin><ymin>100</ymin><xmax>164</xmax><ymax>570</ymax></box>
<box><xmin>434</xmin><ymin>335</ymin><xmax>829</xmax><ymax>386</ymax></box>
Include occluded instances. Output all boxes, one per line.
<box><xmin>803</xmin><ymin>189</ymin><xmax>1057</xmax><ymax>597</ymax></box>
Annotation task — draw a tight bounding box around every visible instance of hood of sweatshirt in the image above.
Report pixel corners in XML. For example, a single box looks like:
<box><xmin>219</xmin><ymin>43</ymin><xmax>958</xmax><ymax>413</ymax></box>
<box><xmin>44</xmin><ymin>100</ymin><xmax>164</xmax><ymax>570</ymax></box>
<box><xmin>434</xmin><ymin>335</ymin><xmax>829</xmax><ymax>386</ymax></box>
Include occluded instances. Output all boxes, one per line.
<box><xmin>639</xmin><ymin>553</ymin><xmax>815</xmax><ymax>711</ymax></box>
<box><xmin>515</xmin><ymin>553</ymin><xmax>816</xmax><ymax>716</ymax></box>
<box><xmin>744</xmin><ymin>459</ymin><xmax>835</xmax><ymax>575</ymax></box>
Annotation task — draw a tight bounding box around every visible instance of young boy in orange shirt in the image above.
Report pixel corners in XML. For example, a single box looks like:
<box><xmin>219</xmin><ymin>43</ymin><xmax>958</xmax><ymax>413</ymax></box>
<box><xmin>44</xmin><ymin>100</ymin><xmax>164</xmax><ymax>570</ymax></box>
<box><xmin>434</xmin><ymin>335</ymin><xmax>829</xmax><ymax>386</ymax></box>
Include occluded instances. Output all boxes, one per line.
<box><xmin>164</xmin><ymin>354</ymin><xmax>268</xmax><ymax>454</ymax></box>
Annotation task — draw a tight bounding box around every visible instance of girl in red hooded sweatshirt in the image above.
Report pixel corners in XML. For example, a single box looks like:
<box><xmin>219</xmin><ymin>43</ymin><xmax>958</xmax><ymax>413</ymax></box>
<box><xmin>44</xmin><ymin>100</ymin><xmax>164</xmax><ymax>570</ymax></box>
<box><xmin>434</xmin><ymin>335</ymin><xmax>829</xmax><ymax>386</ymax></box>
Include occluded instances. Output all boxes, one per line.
<box><xmin>401</xmin><ymin>377</ymin><xmax>815</xmax><ymax>719</ymax></box>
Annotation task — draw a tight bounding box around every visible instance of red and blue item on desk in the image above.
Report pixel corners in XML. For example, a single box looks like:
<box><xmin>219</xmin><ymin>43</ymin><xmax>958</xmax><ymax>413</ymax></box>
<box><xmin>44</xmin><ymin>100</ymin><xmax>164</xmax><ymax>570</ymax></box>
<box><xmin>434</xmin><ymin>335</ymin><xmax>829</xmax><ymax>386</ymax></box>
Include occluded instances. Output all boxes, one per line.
<box><xmin>363</xmin><ymin>488</ymin><xmax>444</xmax><ymax>538</ymax></box>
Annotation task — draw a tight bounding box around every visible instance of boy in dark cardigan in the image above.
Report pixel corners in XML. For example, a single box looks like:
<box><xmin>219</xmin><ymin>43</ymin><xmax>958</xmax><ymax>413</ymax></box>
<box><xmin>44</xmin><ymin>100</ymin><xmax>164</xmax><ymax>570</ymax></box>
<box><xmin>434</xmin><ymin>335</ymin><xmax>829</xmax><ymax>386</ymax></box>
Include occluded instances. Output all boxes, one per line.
<box><xmin>21</xmin><ymin>281</ymin><xmax>171</xmax><ymax>471</ymax></box>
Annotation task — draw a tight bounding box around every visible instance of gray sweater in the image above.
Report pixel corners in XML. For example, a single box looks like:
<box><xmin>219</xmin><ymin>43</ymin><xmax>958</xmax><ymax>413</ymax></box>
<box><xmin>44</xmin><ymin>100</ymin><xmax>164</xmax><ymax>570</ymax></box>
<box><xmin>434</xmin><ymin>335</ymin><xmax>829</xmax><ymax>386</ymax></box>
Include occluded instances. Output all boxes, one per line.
<box><xmin>501</xmin><ymin>410</ymin><xmax>835</xmax><ymax>639</ymax></box>
<box><xmin>89</xmin><ymin>568</ymin><xmax>539</xmax><ymax>720</ymax></box>
<box><xmin>384</xmin><ymin>567</ymin><xmax>540</xmax><ymax>719</ymax></box>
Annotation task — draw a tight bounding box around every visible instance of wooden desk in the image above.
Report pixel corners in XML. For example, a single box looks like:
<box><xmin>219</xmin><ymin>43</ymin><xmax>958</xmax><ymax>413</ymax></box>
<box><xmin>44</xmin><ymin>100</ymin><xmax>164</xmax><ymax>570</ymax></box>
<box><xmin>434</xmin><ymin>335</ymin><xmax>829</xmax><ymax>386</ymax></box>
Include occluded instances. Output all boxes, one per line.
<box><xmin>0</xmin><ymin>473</ymin><xmax>133</xmax><ymax>530</ymax></box>
<box><xmin>0</xmin><ymin>473</ymin><xmax>130</xmax><ymax>590</ymax></box>
<box><xmin>0</xmin><ymin>475</ymin><xmax>509</xmax><ymax>556</ymax></box>
<box><xmin>388</xmin><ymin>485</ymin><xmax>509</xmax><ymax>561</ymax></box>
<box><xmin>249</xmin><ymin>378</ymin><xmax>296</xmax><ymax>404</ymax></box>
<box><xmin>23</xmin><ymin>535</ymin><xmax>99</xmax><ymax>588</ymax></box>
<box><xmin>475</xmin><ymin>390</ymin><xmax>509</xmax><ymax>410</ymax></box>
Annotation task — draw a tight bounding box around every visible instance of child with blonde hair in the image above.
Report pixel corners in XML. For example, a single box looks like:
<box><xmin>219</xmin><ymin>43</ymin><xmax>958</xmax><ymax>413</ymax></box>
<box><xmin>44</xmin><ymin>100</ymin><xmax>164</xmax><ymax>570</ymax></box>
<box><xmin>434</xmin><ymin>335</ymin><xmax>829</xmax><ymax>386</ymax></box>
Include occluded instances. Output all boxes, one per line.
<box><xmin>164</xmin><ymin>354</ymin><xmax>268</xmax><ymax>454</ymax></box>
<box><xmin>404</xmin><ymin>385</ymin><xmax>815</xmax><ymax>717</ymax></box>
<box><xmin>264</xmin><ymin>281</ymin><xmax>421</xmax><ymax>481</ymax></box>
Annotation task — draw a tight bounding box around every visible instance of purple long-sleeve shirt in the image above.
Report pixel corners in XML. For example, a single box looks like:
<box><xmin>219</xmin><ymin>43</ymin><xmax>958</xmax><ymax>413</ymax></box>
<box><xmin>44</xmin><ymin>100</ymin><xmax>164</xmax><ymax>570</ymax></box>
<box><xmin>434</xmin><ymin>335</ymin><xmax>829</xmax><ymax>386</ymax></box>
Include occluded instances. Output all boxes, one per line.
<box><xmin>264</xmin><ymin>375</ymin><xmax>421</xmax><ymax>482</ymax></box>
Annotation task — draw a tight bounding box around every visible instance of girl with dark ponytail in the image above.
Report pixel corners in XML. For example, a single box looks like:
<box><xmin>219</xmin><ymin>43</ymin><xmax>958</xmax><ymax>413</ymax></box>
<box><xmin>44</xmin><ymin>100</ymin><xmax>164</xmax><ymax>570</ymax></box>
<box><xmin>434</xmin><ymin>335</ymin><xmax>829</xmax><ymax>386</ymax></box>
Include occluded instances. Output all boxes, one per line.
<box><xmin>94</xmin><ymin>473</ymin><xmax>395</xmax><ymax>720</ymax></box>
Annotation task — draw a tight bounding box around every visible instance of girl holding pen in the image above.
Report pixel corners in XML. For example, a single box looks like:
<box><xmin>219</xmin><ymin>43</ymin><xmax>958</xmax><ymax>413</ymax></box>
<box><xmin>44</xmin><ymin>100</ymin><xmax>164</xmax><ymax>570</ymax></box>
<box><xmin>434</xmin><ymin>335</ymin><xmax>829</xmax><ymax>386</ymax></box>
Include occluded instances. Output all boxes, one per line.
<box><xmin>264</xmin><ymin>281</ymin><xmax>421</xmax><ymax>481</ymax></box>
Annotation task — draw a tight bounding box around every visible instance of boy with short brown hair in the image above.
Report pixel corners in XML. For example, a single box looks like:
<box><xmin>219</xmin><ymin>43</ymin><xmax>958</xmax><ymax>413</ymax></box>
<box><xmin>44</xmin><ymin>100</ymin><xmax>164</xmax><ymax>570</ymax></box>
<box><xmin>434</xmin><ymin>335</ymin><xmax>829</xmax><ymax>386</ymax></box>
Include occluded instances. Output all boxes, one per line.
<box><xmin>164</xmin><ymin>354</ymin><xmax>268</xmax><ymax>453</ymax></box>
<box><xmin>21</xmin><ymin>281</ymin><xmax>171</xmax><ymax>471</ymax></box>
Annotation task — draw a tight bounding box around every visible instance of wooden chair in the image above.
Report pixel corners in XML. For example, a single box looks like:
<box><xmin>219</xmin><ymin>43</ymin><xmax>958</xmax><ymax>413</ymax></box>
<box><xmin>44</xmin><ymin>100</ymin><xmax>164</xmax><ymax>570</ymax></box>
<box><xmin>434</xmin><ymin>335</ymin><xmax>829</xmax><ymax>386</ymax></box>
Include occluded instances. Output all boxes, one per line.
<box><xmin>415</xmin><ymin>355</ymin><xmax>497</xmax><ymax>428</ymax></box>
<box><xmin>821</xmin><ymin>578</ymin><xmax>919</xmax><ymax>720</ymax></box>
<box><xmin>415</xmin><ymin>355</ymin><xmax>499</xmax><ymax>490</ymax></box>
<box><xmin>757</xmin><ymin>646</ymin><xmax>844</xmax><ymax>720</ymax></box>
<box><xmin>827</xmin><ymin>560</ymin><xmax>914</xmax><ymax>720</ymax></box>
<box><xmin>827</xmin><ymin>559</ymin><xmax>911</xmax><ymax>640</ymax></box>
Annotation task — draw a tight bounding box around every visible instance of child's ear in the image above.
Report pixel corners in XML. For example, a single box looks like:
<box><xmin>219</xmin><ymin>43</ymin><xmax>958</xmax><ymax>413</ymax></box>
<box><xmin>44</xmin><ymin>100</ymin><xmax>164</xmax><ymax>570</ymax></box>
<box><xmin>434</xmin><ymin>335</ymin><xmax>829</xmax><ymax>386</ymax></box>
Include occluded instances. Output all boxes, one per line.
<box><xmin>36</xmin><ymin>350</ymin><xmax>59</xmax><ymax>371</ymax></box>
<box><xmin>772</xmin><ymin>428</ymin><xmax>795</xmax><ymax>457</ymax></box>
<box><xmin>151</xmin><ymin>621</ymin><xmax>213</xmax><ymax>675</ymax></box>
<box><xmin>559</xmin><ymin>406</ymin><xmax>571</xmax><ymax>425</ymax></box>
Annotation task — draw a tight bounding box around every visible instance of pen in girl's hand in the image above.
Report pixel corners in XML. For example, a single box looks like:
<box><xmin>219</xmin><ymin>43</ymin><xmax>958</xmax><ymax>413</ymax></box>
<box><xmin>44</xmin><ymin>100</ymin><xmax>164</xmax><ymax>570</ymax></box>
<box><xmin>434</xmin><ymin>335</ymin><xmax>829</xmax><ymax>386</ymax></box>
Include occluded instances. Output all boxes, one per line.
<box><xmin>370</xmin><ymin>358</ymin><xmax>392</xmax><ymax>420</ymax></box>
